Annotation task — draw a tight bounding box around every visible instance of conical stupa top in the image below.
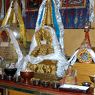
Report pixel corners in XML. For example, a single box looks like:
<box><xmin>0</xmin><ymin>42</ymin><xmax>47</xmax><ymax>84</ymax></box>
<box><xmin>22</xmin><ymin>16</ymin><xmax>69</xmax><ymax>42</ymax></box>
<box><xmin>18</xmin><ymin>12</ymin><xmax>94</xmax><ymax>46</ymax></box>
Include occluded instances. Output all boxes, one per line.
<box><xmin>36</xmin><ymin>0</ymin><xmax>65</xmax><ymax>52</ymax></box>
<box><xmin>42</xmin><ymin>0</ymin><xmax>53</xmax><ymax>26</ymax></box>
<box><xmin>1</xmin><ymin>0</ymin><xmax>26</xmax><ymax>47</ymax></box>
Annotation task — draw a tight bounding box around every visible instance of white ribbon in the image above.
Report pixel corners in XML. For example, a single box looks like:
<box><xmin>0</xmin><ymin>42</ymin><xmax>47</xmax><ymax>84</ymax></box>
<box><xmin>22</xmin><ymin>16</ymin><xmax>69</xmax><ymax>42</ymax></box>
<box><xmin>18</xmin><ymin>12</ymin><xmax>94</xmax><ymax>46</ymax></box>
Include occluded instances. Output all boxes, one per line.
<box><xmin>68</xmin><ymin>48</ymin><xmax>95</xmax><ymax>65</ymax></box>
<box><xmin>89</xmin><ymin>0</ymin><xmax>95</xmax><ymax>22</ymax></box>
<box><xmin>0</xmin><ymin>0</ymin><xmax>4</xmax><ymax>19</ymax></box>
<box><xmin>21</xmin><ymin>0</ymin><xmax>26</xmax><ymax>16</ymax></box>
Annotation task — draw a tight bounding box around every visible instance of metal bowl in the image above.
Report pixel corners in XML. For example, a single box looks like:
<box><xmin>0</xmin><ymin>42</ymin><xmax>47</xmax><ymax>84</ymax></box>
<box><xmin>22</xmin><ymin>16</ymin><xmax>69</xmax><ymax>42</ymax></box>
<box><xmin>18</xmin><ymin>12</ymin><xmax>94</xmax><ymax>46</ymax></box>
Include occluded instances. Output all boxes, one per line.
<box><xmin>51</xmin><ymin>81</ymin><xmax>60</xmax><ymax>89</ymax></box>
<box><xmin>4</xmin><ymin>68</ymin><xmax>17</xmax><ymax>80</ymax></box>
<box><xmin>82</xmin><ymin>82</ymin><xmax>91</xmax><ymax>87</ymax></box>
<box><xmin>4</xmin><ymin>68</ymin><xmax>17</xmax><ymax>77</ymax></box>
<box><xmin>41</xmin><ymin>80</ymin><xmax>50</xmax><ymax>87</ymax></box>
<box><xmin>32</xmin><ymin>78</ymin><xmax>41</xmax><ymax>86</ymax></box>
<box><xmin>20</xmin><ymin>71</ymin><xmax>34</xmax><ymax>85</ymax></box>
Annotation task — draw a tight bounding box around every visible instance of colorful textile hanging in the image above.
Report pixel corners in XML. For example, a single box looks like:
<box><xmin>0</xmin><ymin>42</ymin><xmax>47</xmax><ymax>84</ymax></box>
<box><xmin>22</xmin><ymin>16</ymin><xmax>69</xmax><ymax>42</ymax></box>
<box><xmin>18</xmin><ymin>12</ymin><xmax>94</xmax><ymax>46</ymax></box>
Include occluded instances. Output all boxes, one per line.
<box><xmin>60</xmin><ymin>0</ymin><xmax>89</xmax><ymax>28</ymax></box>
<box><xmin>24</xmin><ymin>0</ymin><xmax>90</xmax><ymax>29</ymax></box>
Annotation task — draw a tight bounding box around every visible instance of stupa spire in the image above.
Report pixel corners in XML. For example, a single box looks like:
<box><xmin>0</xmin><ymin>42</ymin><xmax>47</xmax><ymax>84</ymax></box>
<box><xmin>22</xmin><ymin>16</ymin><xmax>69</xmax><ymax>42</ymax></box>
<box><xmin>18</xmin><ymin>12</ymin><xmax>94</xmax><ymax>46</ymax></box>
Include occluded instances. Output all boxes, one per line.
<box><xmin>36</xmin><ymin>0</ymin><xmax>65</xmax><ymax>52</ymax></box>
<box><xmin>42</xmin><ymin>0</ymin><xmax>53</xmax><ymax>26</ymax></box>
<box><xmin>1</xmin><ymin>0</ymin><xmax>26</xmax><ymax>47</ymax></box>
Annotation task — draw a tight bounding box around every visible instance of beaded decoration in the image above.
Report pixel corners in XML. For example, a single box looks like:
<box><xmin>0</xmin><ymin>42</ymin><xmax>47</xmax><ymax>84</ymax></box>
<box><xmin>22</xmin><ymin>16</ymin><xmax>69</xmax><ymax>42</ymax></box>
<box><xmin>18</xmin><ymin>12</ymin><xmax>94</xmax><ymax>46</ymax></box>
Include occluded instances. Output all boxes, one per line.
<box><xmin>77</xmin><ymin>48</ymin><xmax>92</xmax><ymax>63</ymax></box>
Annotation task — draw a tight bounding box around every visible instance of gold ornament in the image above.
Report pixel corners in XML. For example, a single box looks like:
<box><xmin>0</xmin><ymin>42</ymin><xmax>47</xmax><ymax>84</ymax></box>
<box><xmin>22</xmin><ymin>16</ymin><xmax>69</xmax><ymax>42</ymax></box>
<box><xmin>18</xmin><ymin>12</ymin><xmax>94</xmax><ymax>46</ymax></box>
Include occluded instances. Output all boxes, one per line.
<box><xmin>31</xmin><ymin>28</ymin><xmax>54</xmax><ymax>57</ymax></box>
<box><xmin>42</xmin><ymin>0</ymin><xmax>53</xmax><ymax>27</ymax></box>
<box><xmin>77</xmin><ymin>48</ymin><xmax>92</xmax><ymax>63</ymax></box>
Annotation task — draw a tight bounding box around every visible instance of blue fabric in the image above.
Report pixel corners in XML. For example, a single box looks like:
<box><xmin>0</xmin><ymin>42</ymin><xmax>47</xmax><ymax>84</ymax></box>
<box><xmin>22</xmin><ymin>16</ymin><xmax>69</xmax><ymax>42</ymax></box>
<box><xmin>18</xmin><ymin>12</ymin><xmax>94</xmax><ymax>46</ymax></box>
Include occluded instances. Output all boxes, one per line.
<box><xmin>38</xmin><ymin>7</ymin><xmax>44</xmax><ymax>26</ymax></box>
<box><xmin>23</xmin><ymin>11</ymin><xmax>38</xmax><ymax>29</ymax></box>
<box><xmin>52</xmin><ymin>0</ymin><xmax>60</xmax><ymax>40</ymax></box>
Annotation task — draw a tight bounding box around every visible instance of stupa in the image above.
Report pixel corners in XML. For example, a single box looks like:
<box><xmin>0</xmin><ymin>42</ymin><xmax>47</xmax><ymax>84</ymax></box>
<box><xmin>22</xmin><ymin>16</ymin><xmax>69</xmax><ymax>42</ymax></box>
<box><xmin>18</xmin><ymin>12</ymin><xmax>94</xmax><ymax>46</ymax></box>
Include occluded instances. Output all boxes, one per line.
<box><xmin>17</xmin><ymin>0</ymin><xmax>69</xmax><ymax>80</ymax></box>
<box><xmin>0</xmin><ymin>26</ymin><xmax>23</xmax><ymax>69</ymax></box>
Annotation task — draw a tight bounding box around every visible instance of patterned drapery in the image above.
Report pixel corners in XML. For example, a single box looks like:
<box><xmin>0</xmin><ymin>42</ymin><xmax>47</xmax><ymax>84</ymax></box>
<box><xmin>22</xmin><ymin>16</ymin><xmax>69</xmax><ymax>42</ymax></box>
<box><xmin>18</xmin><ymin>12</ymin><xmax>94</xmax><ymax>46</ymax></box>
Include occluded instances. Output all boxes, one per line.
<box><xmin>24</xmin><ymin>0</ymin><xmax>90</xmax><ymax>29</ymax></box>
<box><xmin>60</xmin><ymin>0</ymin><xmax>89</xmax><ymax>28</ymax></box>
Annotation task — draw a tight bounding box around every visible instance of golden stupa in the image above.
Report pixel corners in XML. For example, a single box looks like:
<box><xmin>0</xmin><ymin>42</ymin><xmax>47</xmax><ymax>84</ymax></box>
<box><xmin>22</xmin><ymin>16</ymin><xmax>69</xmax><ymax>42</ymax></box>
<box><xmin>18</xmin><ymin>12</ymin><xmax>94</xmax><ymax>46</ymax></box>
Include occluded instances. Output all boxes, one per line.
<box><xmin>27</xmin><ymin>0</ymin><xmax>57</xmax><ymax>80</ymax></box>
<box><xmin>26</xmin><ymin>0</ymin><xmax>67</xmax><ymax>81</ymax></box>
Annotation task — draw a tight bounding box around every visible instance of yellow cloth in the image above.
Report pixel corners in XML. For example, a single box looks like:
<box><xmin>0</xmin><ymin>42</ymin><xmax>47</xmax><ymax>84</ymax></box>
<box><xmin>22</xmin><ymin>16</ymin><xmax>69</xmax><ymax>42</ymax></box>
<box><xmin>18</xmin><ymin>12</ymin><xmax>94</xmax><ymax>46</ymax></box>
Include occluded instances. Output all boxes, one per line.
<box><xmin>1</xmin><ymin>0</ymin><xmax>26</xmax><ymax>47</ymax></box>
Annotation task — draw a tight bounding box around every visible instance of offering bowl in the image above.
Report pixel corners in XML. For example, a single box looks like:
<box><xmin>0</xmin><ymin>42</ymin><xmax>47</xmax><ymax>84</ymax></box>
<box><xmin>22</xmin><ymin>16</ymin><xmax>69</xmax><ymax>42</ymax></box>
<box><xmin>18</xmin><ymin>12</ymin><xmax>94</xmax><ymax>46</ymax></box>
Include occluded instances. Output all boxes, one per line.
<box><xmin>32</xmin><ymin>78</ymin><xmax>41</xmax><ymax>86</ymax></box>
<box><xmin>82</xmin><ymin>82</ymin><xmax>91</xmax><ymax>87</ymax></box>
<box><xmin>51</xmin><ymin>81</ymin><xmax>60</xmax><ymax>89</ymax></box>
<box><xmin>20</xmin><ymin>71</ymin><xmax>34</xmax><ymax>85</ymax></box>
<box><xmin>41</xmin><ymin>80</ymin><xmax>50</xmax><ymax>87</ymax></box>
<box><xmin>4</xmin><ymin>68</ymin><xmax>17</xmax><ymax>80</ymax></box>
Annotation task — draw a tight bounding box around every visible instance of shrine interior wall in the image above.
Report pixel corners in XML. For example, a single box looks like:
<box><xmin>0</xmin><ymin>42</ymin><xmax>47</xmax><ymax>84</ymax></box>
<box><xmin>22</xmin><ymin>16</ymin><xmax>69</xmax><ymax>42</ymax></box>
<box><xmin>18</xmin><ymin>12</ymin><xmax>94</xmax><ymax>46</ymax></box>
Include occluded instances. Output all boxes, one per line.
<box><xmin>64</xmin><ymin>26</ymin><xmax>95</xmax><ymax>56</ymax></box>
<box><xmin>64</xmin><ymin>7</ymin><xmax>95</xmax><ymax>56</ymax></box>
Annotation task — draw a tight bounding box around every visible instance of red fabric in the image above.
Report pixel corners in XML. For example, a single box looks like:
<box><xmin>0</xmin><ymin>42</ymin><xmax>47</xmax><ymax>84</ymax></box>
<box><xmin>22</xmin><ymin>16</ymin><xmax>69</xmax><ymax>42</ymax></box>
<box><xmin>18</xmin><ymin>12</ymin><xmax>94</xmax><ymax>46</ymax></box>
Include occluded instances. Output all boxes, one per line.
<box><xmin>5</xmin><ymin>0</ymin><xmax>10</xmax><ymax>12</ymax></box>
<box><xmin>0</xmin><ymin>0</ymin><xmax>2</xmax><ymax>10</ymax></box>
<box><xmin>85</xmin><ymin>32</ymin><xmax>91</xmax><ymax>47</ymax></box>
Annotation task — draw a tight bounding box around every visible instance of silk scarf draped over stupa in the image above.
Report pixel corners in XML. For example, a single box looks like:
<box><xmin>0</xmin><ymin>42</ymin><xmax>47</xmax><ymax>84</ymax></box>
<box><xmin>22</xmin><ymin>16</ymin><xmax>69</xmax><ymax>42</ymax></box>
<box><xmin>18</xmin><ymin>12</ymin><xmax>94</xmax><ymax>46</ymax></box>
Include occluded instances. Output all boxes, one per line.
<box><xmin>36</xmin><ymin>0</ymin><xmax>64</xmax><ymax>52</ymax></box>
<box><xmin>0</xmin><ymin>26</ymin><xmax>23</xmax><ymax>73</ymax></box>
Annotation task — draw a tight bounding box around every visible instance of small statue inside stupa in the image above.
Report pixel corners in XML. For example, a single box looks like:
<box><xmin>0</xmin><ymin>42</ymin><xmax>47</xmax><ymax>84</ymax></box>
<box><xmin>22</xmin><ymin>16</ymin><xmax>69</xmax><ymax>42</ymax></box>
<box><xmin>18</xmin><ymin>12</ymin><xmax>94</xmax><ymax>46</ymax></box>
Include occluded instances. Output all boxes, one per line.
<box><xmin>0</xmin><ymin>27</ymin><xmax>23</xmax><ymax>72</ymax></box>
<box><xmin>0</xmin><ymin>30</ymin><xmax>9</xmax><ymax>42</ymax></box>
<box><xmin>31</xmin><ymin>27</ymin><xmax>54</xmax><ymax>57</ymax></box>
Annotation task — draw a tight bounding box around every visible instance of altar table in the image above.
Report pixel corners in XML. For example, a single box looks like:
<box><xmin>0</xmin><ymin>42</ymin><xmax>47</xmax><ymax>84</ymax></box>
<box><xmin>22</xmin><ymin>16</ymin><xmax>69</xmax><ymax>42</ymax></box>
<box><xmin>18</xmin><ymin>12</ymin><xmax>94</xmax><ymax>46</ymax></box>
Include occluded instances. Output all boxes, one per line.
<box><xmin>0</xmin><ymin>79</ymin><xmax>92</xmax><ymax>95</ymax></box>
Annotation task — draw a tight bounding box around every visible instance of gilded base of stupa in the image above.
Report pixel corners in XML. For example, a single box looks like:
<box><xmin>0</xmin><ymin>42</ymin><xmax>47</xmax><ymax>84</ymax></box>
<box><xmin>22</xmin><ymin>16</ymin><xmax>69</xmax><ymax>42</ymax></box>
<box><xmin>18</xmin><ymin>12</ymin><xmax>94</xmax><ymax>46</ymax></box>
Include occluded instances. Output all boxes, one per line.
<box><xmin>27</xmin><ymin>60</ymin><xmax>59</xmax><ymax>81</ymax></box>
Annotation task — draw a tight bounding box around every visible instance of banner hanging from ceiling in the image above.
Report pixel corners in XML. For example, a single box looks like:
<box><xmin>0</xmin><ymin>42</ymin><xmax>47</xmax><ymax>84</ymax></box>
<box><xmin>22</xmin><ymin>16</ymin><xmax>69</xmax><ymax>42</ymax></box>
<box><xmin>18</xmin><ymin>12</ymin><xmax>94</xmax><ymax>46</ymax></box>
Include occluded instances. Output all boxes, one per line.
<box><xmin>60</xmin><ymin>0</ymin><xmax>89</xmax><ymax>28</ymax></box>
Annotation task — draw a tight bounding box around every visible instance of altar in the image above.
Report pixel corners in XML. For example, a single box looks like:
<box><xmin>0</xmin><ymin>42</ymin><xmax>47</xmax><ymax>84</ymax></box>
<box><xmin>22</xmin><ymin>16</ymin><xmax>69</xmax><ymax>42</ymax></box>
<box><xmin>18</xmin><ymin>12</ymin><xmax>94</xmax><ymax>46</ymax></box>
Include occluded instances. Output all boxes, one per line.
<box><xmin>0</xmin><ymin>0</ymin><xmax>95</xmax><ymax>94</ymax></box>
<box><xmin>0</xmin><ymin>79</ymin><xmax>92</xmax><ymax>95</ymax></box>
